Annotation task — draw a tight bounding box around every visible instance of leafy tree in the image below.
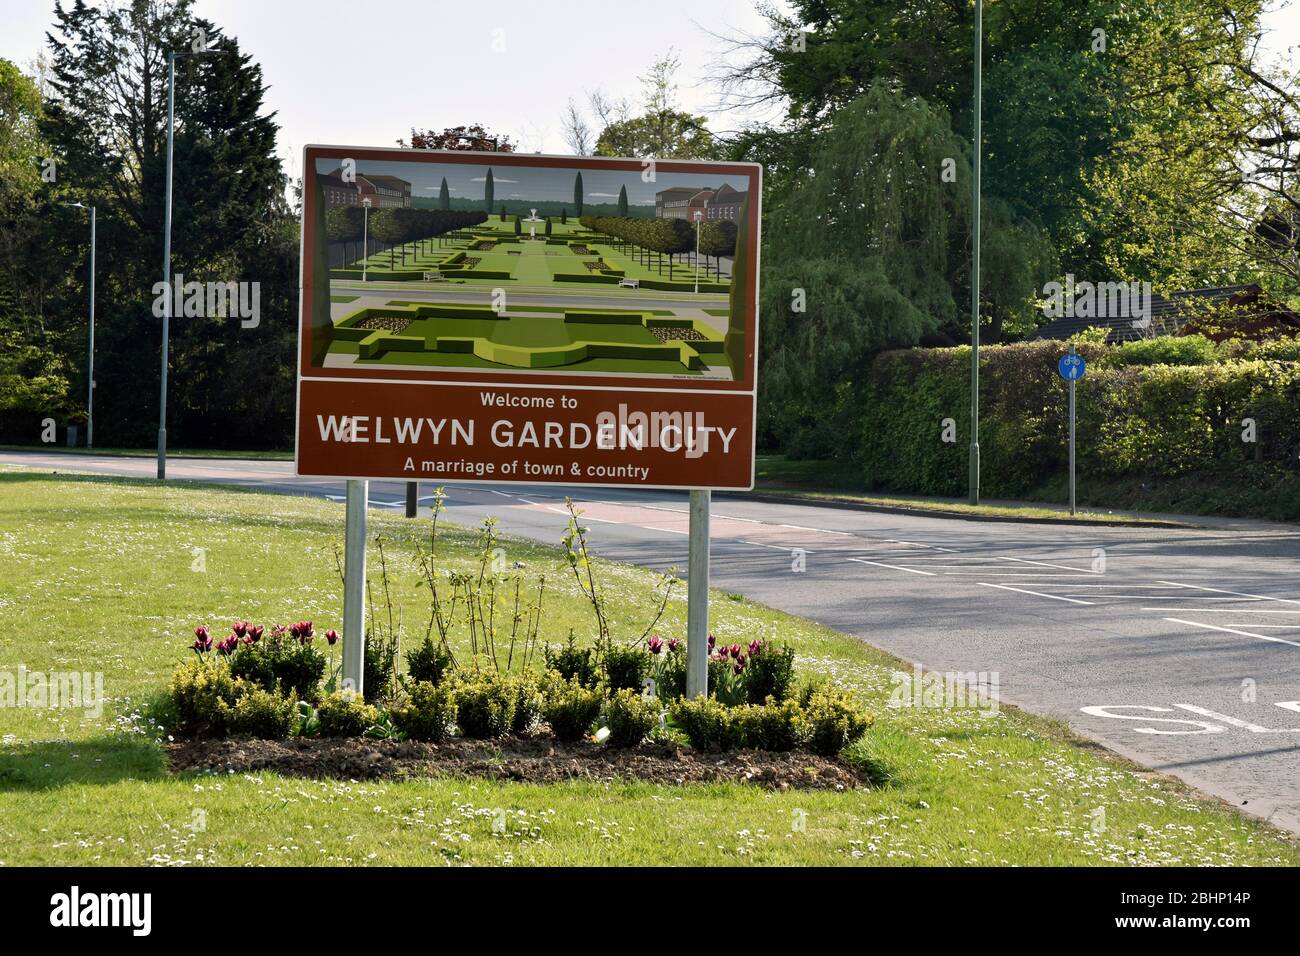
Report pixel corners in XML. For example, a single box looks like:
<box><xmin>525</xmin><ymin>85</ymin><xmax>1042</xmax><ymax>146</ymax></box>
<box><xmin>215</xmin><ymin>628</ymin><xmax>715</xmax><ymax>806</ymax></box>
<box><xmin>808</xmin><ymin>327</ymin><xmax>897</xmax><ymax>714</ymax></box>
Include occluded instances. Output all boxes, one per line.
<box><xmin>402</xmin><ymin>124</ymin><xmax>514</xmax><ymax>151</ymax></box>
<box><xmin>594</xmin><ymin>50</ymin><xmax>719</xmax><ymax>159</ymax></box>
<box><xmin>31</xmin><ymin>0</ymin><xmax>292</xmax><ymax>448</ymax></box>
<box><xmin>325</xmin><ymin>206</ymin><xmax>365</xmax><ymax>265</ymax></box>
<box><xmin>698</xmin><ymin>219</ymin><xmax>737</xmax><ymax>281</ymax></box>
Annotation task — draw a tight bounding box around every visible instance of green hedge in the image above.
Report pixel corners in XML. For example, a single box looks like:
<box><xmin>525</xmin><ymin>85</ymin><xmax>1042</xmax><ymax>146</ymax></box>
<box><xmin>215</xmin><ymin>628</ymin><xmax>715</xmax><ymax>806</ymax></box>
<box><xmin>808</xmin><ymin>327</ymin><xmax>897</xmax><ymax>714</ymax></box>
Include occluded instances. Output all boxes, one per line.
<box><xmin>859</xmin><ymin>339</ymin><xmax>1300</xmax><ymax>506</ymax></box>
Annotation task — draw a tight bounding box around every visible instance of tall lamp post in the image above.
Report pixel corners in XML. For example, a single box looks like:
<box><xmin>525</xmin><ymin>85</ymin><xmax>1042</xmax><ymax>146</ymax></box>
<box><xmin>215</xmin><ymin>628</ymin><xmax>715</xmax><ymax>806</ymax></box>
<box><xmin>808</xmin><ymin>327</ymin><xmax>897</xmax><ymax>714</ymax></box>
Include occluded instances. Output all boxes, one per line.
<box><xmin>66</xmin><ymin>201</ymin><xmax>96</xmax><ymax>448</ymax></box>
<box><xmin>361</xmin><ymin>197</ymin><xmax>371</xmax><ymax>282</ymax></box>
<box><xmin>968</xmin><ymin>0</ymin><xmax>984</xmax><ymax>505</ymax></box>
<box><xmin>158</xmin><ymin>45</ymin><xmax>230</xmax><ymax>480</ymax></box>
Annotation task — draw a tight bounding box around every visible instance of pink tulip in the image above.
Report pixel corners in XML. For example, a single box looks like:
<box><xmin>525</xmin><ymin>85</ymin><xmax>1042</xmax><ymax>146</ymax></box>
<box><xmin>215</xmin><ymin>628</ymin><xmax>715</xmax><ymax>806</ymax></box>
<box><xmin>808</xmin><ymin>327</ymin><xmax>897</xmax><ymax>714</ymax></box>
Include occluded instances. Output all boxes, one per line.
<box><xmin>647</xmin><ymin>635</ymin><xmax>664</xmax><ymax>654</ymax></box>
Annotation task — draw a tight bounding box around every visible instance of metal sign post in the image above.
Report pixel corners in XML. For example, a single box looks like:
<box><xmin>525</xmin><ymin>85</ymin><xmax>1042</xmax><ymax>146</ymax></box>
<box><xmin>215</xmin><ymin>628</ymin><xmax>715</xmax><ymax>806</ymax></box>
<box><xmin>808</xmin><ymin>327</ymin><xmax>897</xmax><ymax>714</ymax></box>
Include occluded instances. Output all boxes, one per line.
<box><xmin>1057</xmin><ymin>347</ymin><xmax>1087</xmax><ymax>517</ymax></box>
<box><xmin>686</xmin><ymin>489</ymin><xmax>711</xmax><ymax>697</ymax></box>
<box><xmin>341</xmin><ymin>479</ymin><xmax>368</xmax><ymax>694</ymax></box>
<box><xmin>405</xmin><ymin>481</ymin><xmax>418</xmax><ymax>518</ymax></box>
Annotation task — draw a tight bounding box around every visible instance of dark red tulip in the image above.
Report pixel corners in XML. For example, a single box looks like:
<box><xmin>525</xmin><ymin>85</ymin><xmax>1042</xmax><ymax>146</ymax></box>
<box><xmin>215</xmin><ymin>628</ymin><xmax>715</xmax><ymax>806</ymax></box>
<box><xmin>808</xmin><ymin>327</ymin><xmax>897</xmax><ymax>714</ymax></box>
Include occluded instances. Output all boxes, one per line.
<box><xmin>247</xmin><ymin>624</ymin><xmax>264</xmax><ymax>642</ymax></box>
<box><xmin>667</xmin><ymin>637</ymin><xmax>680</xmax><ymax>653</ymax></box>
<box><xmin>749</xmin><ymin>639</ymin><xmax>761</xmax><ymax>656</ymax></box>
<box><xmin>647</xmin><ymin>635</ymin><xmax>663</xmax><ymax>654</ymax></box>
<box><xmin>325</xmin><ymin>628</ymin><xmax>339</xmax><ymax>646</ymax></box>
<box><xmin>232</xmin><ymin>620</ymin><xmax>248</xmax><ymax>638</ymax></box>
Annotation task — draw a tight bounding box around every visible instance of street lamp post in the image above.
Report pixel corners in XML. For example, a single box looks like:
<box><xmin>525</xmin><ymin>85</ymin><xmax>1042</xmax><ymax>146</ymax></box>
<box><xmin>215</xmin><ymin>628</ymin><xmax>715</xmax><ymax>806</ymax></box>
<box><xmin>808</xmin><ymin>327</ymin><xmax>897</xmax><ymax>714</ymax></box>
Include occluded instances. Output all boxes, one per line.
<box><xmin>362</xmin><ymin>198</ymin><xmax>371</xmax><ymax>282</ymax></box>
<box><xmin>968</xmin><ymin>0</ymin><xmax>984</xmax><ymax>505</ymax></box>
<box><xmin>158</xmin><ymin>46</ymin><xmax>230</xmax><ymax>480</ymax></box>
<box><xmin>66</xmin><ymin>202</ymin><xmax>96</xmax><ymax>448</ymax></box>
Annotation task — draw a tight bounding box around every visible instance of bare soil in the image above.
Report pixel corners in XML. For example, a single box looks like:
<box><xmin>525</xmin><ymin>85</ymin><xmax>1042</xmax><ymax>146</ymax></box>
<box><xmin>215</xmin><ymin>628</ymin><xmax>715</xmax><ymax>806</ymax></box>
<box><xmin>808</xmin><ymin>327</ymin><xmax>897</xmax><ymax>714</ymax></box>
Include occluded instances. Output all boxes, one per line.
<box><xmin>167</xmin><ymin>735</ymin><xmax>866</xmax><ymax>791</ymax></box>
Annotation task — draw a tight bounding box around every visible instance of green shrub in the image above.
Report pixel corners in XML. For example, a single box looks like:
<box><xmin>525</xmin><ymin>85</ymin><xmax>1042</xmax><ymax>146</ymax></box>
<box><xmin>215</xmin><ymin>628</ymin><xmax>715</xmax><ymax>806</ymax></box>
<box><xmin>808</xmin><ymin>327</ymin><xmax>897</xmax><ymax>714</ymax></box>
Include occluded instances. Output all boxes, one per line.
<box><xmin>801</xmin><ymin>687</ymin><xmax>873</xmax><ymax>757</ymax></box>
<box><xmin>668</xmin><ymin>695</ymin><xmax>737</xmax><ymax>750</ymax></box>
<box><xmin>544</xmin><ymin>636</ymin><xmax>597</xmax><ymax>687</ymax></box>
<box><xmin>406</xmin><ymin>637</ymin><xmax>453</xmax><ymax>686</ymax></box>
<box><xmin>735</xmin><ymin>697</ymin><xmax>804</xmax><ymax>751</ymax></box>
<box><xmin>603</xmin><ymin>689</ymin><xmax>661</xmax><ymax>748</ymax></box>
<box><xmin>229</xmin><ymin>633</ymin><xmax>325</xmax><ymax>703</ymax></box>
<box><xmin>316</xmin><ymin>690</ymin><xmax>380</xmax><ymax>737</ymax></box>
<box><xmin>510</xmin><ymin>674</ymin><xmax>543</xmax><ymax>735</ymax></box>
<box><xmin>222</xmin><ymin>686</ymin><xmax>297</xmax><ymax>739</ymax></box>
<box><xmin>744</xmin><ymin>641</ymin><xmax>796</xmax><ymax>704</ymax></box>
<box><xmin>390</xmin><ymin>681</ymin><xmax>457</xmax><ymax>742</ymax></box>
<box><xmin>604</xmin><ymin>644</ymin><xmax>648</xmax><ymax>692</ymax></box>
<box><xmin>167</xmin><ymin>660</ymin><xmax>244</xmax><ymax>735</ymax></box>
<box><xmin>542</xmin><ymin>674</ymin><xmax>604</xmax><ymax>742</ymax></box>
<box><xmin>1109</xmin><ymin>334</ymin><xmax>1219</xmax><ymax>367</ymax></box>
<box><xmin>364</xmin><ymin>632</ymin><xmax>398</xmax><ymax>704</ymax></box>
<box><xmin>453</xmin><ymin>673</ymin><xmax>517</xmax><ymax>738</ymax></box>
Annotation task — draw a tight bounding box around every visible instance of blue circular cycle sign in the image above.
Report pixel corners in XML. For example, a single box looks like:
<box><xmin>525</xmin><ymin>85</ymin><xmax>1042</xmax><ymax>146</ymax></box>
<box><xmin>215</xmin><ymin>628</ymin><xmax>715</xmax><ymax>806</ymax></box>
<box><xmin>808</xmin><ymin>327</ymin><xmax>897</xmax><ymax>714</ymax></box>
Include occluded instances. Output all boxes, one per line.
<box><xmin>1058</xmin><ymin>353</ymin><xmax>1087</xmax><ymax>381</ymax></box>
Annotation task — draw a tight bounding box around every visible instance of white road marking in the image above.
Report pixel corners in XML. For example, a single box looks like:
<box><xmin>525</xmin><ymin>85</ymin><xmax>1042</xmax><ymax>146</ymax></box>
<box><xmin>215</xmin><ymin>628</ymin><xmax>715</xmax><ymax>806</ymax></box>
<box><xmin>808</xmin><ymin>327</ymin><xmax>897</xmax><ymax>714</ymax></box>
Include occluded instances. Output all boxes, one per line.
<box><xmin>998</xmin><ymin>556</ymin><xmax>1098</xmax><ymax>573</ymax></box>
<box><xmin>1141</xmin><ymin>608</ymin><xmax>1300</xmax><ymax>614</ymax></box>
<box><xmin>644</xmin><ymin>526</ymin><xmax>688</xmax><ymax>535</ymax></box>
<box><xmin>1157</xmin><ymin>581</ymin><xmax>1300</xmax><ymax>606</ymax></box>
<box><xmin>1163</xmin><ymin>617</ymin><xmax>1300</xmax><ymax>649</ymax></box>
<box><xmin>847</xmin><ymin>557</ymin><xmax>936</xmax><ymax>576</ymax></box>
<box><xmin>740</xmin><ymin>540</ymin><xmax>811</xmax><ymax>552</ymax></box>
<box><xmin>978</xmin><ymin>582</ymin><xmax>1094</xmax><ymax>604</ymax></box>
<box><xmin>779</xmin><ymin>523</ymin><xmax>854</xmax><ymax>536</ymax></box>
<box><xmin>489</xmin><ymin>490</ymin><xmax>513</xmax><ymax>497</ymax></box>
<box><xmin>712</xmin><ymin>514</ymin><xmax>764</xmax><ymax>524</ymax></box>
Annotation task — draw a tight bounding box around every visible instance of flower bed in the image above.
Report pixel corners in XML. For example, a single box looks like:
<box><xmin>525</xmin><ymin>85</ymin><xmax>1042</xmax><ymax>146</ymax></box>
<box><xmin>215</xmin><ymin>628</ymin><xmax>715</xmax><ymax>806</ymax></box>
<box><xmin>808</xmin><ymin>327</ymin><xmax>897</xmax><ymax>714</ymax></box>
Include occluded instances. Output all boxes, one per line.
<box><xmin>148</xmin><ymin>501</ymin><xmax>875</xmax><ymax>787</ymax></box>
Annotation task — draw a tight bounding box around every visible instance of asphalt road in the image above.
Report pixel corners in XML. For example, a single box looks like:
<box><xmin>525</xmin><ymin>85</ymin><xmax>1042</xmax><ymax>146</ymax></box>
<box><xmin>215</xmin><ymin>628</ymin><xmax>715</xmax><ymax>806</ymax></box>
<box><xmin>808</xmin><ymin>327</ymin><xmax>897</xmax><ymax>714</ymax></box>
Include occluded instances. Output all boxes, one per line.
<box><xmin>6</xmin><ymin>449</ymin><xmax>1299</xmax><ymax>832</ymax></box>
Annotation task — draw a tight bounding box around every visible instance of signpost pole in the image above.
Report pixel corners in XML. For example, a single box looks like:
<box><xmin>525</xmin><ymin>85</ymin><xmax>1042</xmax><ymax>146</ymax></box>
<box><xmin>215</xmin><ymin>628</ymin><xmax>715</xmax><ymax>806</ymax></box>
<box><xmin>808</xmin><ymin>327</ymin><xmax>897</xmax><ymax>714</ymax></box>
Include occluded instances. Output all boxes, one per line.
<box><xmin>1068</xmin><ymin>346</ymin><xmax>1077</xmax><ymax>516</ymax></box>
<box><xmin>686</xmin><ymin>488</ymin><xmax>711</xmax><ymax>698</ymax></box>
<box><xmin>405</xmin><ymin>481</ymin><xmax>418</xmax><ymax>518</ymax></box>
<box><xmin>342</xmin><ymin>479</ymin><xmax>368</xmax><ymax>694</ymax></box>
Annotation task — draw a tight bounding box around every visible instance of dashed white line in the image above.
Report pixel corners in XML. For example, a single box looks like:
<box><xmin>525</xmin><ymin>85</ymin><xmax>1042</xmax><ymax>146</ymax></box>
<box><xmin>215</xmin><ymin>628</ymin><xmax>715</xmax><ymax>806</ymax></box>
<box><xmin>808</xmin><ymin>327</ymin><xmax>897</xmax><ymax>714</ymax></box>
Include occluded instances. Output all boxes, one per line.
<box><xmin>644</xmin><ymin>526</ymin><xmax>688</xmax><ymax>535</ymax></box>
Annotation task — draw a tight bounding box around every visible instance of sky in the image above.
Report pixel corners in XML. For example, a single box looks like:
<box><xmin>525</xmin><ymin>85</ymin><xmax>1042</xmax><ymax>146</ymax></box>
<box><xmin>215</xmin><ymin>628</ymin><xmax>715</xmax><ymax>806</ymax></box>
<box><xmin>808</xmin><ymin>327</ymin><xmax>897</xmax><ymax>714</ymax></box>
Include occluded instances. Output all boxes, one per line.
<box><xmin>316</xmin><ymin>156</ymin><xmax>746</xmax><ymax>206</ymax></box>
<box><xmin>2</xmin><ymin>0</ymin><xmax>1297</xmax><ymax>186</ymax></box>
<box><xmin>0</xmin><ymin>0</ymin><xmax>787</xmax><ymax>183</ymax></box>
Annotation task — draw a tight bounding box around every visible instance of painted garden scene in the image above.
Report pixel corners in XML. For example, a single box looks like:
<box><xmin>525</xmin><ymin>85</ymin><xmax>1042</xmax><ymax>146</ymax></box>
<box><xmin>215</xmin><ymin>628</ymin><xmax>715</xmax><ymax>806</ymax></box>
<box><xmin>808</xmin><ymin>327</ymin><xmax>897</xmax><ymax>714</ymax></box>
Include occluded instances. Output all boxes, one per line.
<box><xmin>315</xmin><ymin>156</ymin><xmax>751</xmax><ymax>380</ymax></box>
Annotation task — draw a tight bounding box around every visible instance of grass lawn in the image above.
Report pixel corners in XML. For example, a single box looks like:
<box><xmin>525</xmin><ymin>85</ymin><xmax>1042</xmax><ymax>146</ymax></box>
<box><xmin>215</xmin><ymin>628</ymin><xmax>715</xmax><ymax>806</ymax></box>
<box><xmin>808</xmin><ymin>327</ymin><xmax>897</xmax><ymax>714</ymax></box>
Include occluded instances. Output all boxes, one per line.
<box><xmin>1</xmin><ymin>468</ymin><xmax>1294</xmax><ymax>866</ymax></box>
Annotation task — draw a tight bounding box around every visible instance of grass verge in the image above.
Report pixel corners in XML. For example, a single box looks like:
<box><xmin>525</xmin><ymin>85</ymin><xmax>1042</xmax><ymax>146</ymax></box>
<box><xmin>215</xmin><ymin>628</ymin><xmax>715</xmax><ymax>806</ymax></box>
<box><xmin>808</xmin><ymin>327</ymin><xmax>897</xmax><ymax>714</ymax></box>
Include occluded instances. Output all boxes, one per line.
<box><xmin>0</xmin><ymin>469</ymin><xmax>1293</xmax><ymax>866</ymax></box>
